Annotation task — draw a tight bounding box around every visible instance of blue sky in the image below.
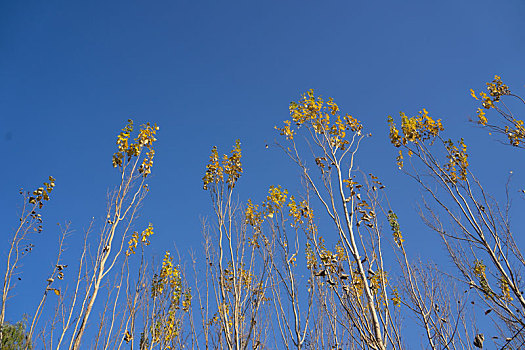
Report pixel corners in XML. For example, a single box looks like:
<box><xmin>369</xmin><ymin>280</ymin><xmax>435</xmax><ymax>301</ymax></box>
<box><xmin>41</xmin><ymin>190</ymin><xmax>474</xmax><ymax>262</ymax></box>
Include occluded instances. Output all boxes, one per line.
<box><xmin>1</xmin><ymin>0</ymin><xmax>525</xmax><ymax>346</ymax></box>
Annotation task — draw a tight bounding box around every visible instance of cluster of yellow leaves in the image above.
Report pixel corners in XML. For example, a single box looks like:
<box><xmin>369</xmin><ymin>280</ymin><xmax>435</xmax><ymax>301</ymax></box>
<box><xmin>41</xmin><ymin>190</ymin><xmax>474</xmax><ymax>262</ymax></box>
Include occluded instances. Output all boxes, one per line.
<box><xmin>123</xmin><ymin>330</ymin><xmax>132</xmax><ymax>343</ymax></box>
<box><xmin>112</xmin><ymin>119</ymin><xmax>159</xmax><ymax>177</ymax></box>
<box><xmin>275</xmin><ymin>120</ymin><xmax>295</xmax><ymax>140</ymax></box>
<box><xmin>140</xmin><ymin>148</ymin><xmax>155</xmax><ymax>177</ymax></box>
<box><xmin>387</xmin><ymin>210</ymin><xmax>404</xmax><ymax>247</ymax></box>
<box><xmin>334</xmin><ymin>241</ymin><xmax>347</xmax><ymax>262</ymax></box>
<box><xmin>181</xmin><ymin>289</ymin><xmax>192</xmax><ymax>312</ymax></box>
<box><xmin>262</xmin><ymin>185</ymin><xmax>288</xmax><ymax>219</ymax></box>
<box><xmin>390</xmin><ymin>286</ymin><xmax>401</xmax><ymax>307</ymax></box>
<box><xmin>387</xmin><ymin>109</ymin><xmax>471</xmax><ymax>182</ymax></box>
<box><xmin>473</xmin><ymin>259</ymin><xmax>493</xmax><ymax>298</ymax></box>
<box><xmin>136</xmin><ymin>124</ymin><xmax>158</xmax><ymax>176</ymax></box>
<box><xmin>151</xmin><ymin>318</ymin><xmax>180</xmax><ymax>349</ymax></box>
<box><xmin>499</xmin><ymin>276</ymin><xmax>513</xmax><ymax>302</ymax></box>
<box><xmin>387</xmin><ymin>109</ymin><xmax>444</xmax><ymax>148</ymax></box>
<box><xmin>471</xmin><ymin>90</ymin><xmax>494</xmax><ymax>110</ymax></box>
<box><xmin>316</xmin><ymin>237</ymin><xmax>331</xmax><ymax>266</ymax></box>
<box><xmin>476</xmin><ymin>108</ymin><xmax>488</xmax><ymax>126</ymax></box>
<box><xmin>202</xmin><ymin>146</ymin><xmax>222</xmax><ymax>189</ymax></box>
<box><xmin>314</xmin><ymin>156</ymin><xmax>330</xmax><ymax>171</ymax></box>
<box><xmin>223</xmin><ymin>140</ymin><xmax>242</xmax><ymax>189</ymax></box>
<box><xmin>277</xmin><ymin>90</ymin><xmax>363</xmax><ymax>150</ymax></box>
<box><xmin>288</xmin><ymin>195</ymin><xmax>313</xmax><ymax>227</ymax></box>
<box><xmin>328</xmin><ymin>114</ymin><xmax>362</xmax><ymax>150</ymax></box>
<box><xmin>152</xmin><ymin>252</ymin><xmax>181</xmax><ymax>299</ymax></box>
<box><xmin>245</xmin><ymin>187</ymin><xmax>314</xmax><ymax>248</ymax></box>
<box><xmin>350</xmin><ymin>269</ymin><xmax>365</xmax><ymax>298</ymax></box>
<box><xmin>472</xmin><ymin>76</ymin><xmax>525</xmax><ymax>146</ymax></box>
<box><xmin>152</xmin><ymin>293</ymin><xmax>192</xmax><ymax>347</ymax></box>
<box><xmin>305</xmin><ymin>242</ymin><xmax>317</xmax><ymax>271</ymax></box>
<box><xmin>114</xmin><ymin>119</ymin><xmax>133</xmax><ymax>165</ymax></box>
<box><xmin>149</xmin><ymin>252</ymin><xmax>192</xmax><ymax>348</ymax></box>
<box><xmin>245</xmin><ymin>200</ymin><xmax>263</xmax><ymax>248</ymax></box>
<box><xmin>25</xmin><ymin>176</ymin><xmax>56</xmax><ymax>233</ymax></box>
<box><xmin>202</xmin><ymin>140</ymin><xmax>243</xmax><ymax>190</ymax></box>
<box><xmin>245</xmin><ymin>199</ymin><xmax>263</xmax><ymax>238</ymax></box>
<box><xmin>223</xmin><ymin>262</ymin><xmax>256</xmax><ymax>292</ymax></box>
<box><xmin>388</xmin><ymin>110</ymin><xmax>443</xmax><ymax>171</ymax></box>
<box><xmin>471</xmin><ymin>75</ymin><xmax>510</xmax><ymax>107</ymax></box>
<box><xmin>470</xmin><ymin>75</ymin><xmax>511</xmax><ymax>126</ymax></box>
<box><xmin>486</xmin><ymin>75</ymin><xmax>510</xmax><ymax>101</ymax></box>
<box><xmin>473</xmin><ymin>259</ymin><xmax>486</xmax><ymax>281</ymax></box>
<box><xmin>216</xmin><ymin>303</ymin><xmax>234</xmax><ymax>333</ymax></box>
<box><xmin>342</xmin><ymin>177</ymin><xmax>366</xmax><ymax>201</ymax></box>
<box><xmin>370</xmin><ymin>270</ymin><xmax>386</xmax><ymax>293</ymax></box>
<box><xmin>370</xmin><ymin>269</ymin><xmax>388</xmax><ymax>307</ymax></box>
<box><xmin>153</xmin><ymin>252</ymin><xmax>192</xmax><ymax>311</ymax></box>
<box><xmin>396</xmin><ymin>150</ymin><xmax>404</xmax><ymax>170</ymax></box>
<box><xmin>444</xmin><ymin>138</ymin><xmax>469</xmax><ymax>183</ymax></box>
<box><xmin>126</xmin><ymin>223</ymin><xmax>154</xmax><ymax>256</ymax></box>
<box><xmin>504</xmin><ymin>120</ymin><xmax>525</xmax><ymax>147</ymax></box>
<box><xmin>28</xmin><ymin>176</ymin><xmax>56</xmax><ymax>210</ymax></box>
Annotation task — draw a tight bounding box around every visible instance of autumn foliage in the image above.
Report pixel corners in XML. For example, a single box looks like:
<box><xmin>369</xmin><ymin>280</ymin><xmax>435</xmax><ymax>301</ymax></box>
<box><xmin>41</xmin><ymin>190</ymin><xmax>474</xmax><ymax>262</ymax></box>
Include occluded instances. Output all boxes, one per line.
<box><xmin>2</xmin><ymin>76</ymin><xmax>525</xmax><ymax>349</ymax></box>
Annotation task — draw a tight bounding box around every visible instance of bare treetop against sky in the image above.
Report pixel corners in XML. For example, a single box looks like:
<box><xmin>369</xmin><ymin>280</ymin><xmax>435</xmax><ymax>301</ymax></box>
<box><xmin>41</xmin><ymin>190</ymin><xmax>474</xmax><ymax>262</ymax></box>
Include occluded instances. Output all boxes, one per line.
<box><xmin>1</xmin><ymin>0</ymin><xmax>525</xmax><ymax>348</ymax></box>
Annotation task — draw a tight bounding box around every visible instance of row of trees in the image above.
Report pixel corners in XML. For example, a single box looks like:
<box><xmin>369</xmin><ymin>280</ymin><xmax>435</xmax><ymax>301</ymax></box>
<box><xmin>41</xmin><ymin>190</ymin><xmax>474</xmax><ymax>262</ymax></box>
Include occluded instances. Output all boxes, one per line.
<box><xmin>1</xmin><ymin>76</ymin><xmax>524</xmax><ymax>349</ymax></box>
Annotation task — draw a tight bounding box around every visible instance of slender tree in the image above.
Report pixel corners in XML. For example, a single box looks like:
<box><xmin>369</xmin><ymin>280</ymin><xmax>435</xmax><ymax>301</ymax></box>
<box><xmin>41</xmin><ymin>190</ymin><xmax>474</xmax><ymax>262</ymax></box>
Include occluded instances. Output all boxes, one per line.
<box><xmin>387</xmin><ymin>75</ymin><xmax>525</xmax><ymax>348</ymax></box>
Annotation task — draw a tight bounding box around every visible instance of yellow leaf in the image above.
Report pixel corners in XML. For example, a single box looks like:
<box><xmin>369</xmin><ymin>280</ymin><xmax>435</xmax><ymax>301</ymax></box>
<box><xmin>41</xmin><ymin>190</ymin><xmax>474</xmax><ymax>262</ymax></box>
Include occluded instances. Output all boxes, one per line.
<box><xmin>470</xmin><ymin>89</ymin><xmax>478</xmax><ymax>100</ymax></box>
<box><xmin>53</xmin><ymin>289</ymin><xmax>60</xmax><ymax>296</ymax></box>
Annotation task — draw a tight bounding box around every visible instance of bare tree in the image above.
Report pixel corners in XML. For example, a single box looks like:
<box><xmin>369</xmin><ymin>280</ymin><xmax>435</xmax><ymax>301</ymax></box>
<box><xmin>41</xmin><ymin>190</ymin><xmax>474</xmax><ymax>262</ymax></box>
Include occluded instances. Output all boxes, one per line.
<box><xmin>1</xmin><ymin>175</ymin><xmax>55</xmax><ymax>347</ymax></box>
<box><xmin>2</xmin><ymin>120</ymin><xmax>160</xmax><ymax>350</ymax></box>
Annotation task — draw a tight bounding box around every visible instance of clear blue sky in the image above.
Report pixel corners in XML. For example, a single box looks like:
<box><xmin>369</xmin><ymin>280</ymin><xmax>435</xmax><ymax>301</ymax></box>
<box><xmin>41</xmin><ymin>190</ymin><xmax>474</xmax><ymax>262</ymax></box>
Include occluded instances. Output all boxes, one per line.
<box><xmin>1</xmin><ymin>0</ymin><xmax>524</xmax><ymax>346</ymax></box>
